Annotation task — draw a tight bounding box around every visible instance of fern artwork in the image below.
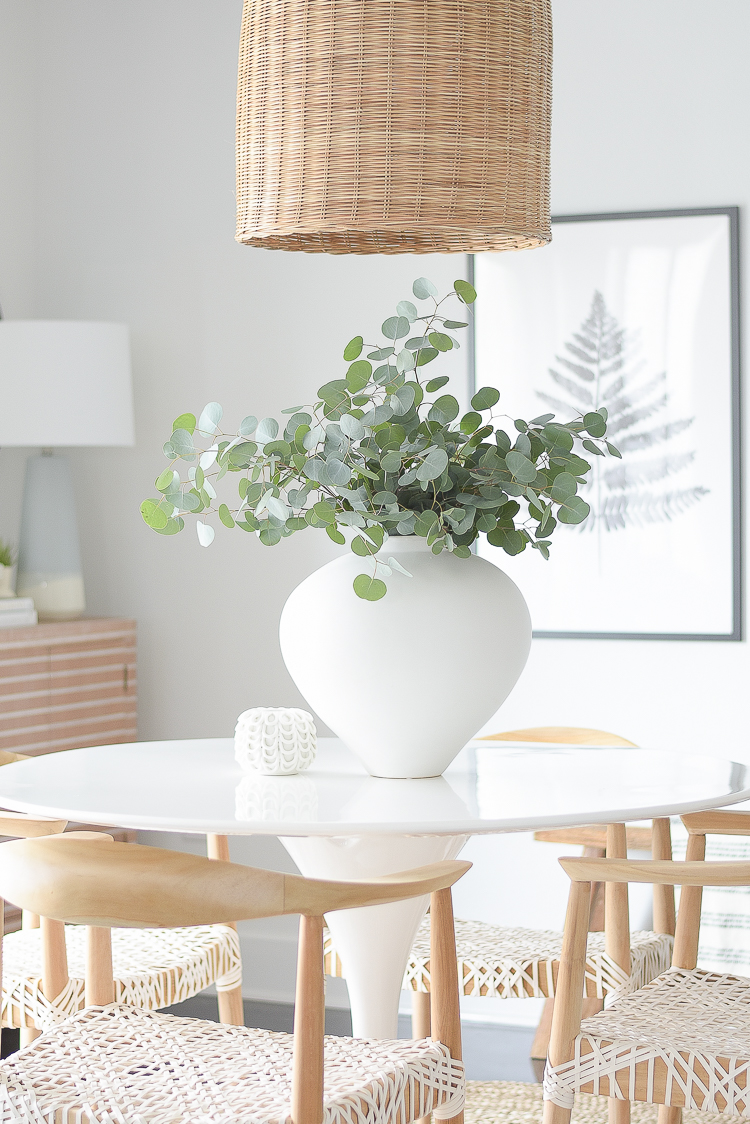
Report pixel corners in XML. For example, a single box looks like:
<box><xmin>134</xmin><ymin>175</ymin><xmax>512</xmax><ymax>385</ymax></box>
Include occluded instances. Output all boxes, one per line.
<box><xmin>474</xmin><ymin>208</ymin><xmax>739</xmax><ymax>638</ymax></box>
<box><xmin>538</xmin><ymin>290</ymin><xmax>709</xmax><ymax>534</ymax></box>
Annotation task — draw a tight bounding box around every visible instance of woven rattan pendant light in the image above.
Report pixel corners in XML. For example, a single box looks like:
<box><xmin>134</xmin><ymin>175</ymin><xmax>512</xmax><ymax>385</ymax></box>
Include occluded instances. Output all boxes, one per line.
<box><xmin>236</xmin><ymin>0</ymin><xmax>553</xmax><ymax>254</ymax></box>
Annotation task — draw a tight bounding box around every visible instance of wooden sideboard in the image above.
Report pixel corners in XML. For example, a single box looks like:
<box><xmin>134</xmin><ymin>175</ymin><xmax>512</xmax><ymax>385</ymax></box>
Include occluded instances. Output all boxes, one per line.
<box><xmin>0</xmin><ymin>617</ymin><xmax>137</xmax><ymax>756</ymax></box>
<box><xmin>0</xmin><ymin>617</ymin><xmax>138</xmax><ymax>935</ymax></box>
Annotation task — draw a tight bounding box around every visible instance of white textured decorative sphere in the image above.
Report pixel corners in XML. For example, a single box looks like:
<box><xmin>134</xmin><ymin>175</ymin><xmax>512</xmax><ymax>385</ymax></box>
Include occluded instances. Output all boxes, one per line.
<box><xmin>234</xmin><ymin>706</ymin><xmax>317</xmax><ymax>775</ymax></box>
<box><xmin>279</xmin><ymin>538</ymin><xmax>531</xmax><ymax>779</ymax></box>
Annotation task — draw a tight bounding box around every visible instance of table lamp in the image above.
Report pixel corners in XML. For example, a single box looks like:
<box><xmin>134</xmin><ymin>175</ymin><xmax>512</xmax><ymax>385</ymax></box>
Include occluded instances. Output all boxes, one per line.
<box><xmin>0</xmin><ymin>321</ymin><xmax>134</xmax><ymax>620</ymax></box>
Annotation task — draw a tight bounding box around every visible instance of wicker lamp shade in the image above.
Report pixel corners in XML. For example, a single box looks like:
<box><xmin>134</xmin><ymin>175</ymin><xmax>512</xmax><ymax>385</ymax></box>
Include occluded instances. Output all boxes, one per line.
<box><xmin>236</xmin><ymin>0</ymin><xmax>553</xmax><ymax>254</ymax></box>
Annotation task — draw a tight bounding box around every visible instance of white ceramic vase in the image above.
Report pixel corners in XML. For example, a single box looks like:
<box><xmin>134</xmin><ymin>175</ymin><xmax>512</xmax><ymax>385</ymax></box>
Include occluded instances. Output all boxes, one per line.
<box><xmin>279</xmin><ymin>537</ymin><xmax>532</xmax><ymax>778</ymax></box>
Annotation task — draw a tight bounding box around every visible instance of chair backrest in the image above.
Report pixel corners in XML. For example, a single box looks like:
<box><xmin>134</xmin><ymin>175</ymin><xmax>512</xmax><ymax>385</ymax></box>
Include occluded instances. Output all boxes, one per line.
<box><xmin>547</xmin><ymin>852</ymin><xmax>750</xmax><ymax>1088</ymax></box>
<box><xmin>480</xmin><ymin>726</ymin><xmax>636</xmax><ymax>747</ymax></box>
<box><xmin>0</xmin><ymin>834</ymin><xmax>470</xmax><ymax>926</ymax></box>
<box><xmin>0</xmin><ymin>835</ymin><xmax>470</xmax><ymax>1124</ymax></box>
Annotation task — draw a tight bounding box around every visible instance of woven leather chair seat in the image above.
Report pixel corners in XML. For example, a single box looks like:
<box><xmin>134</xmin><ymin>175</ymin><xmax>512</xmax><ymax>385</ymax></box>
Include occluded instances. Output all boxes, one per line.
<box><xmin>544</xmin><ymin>968</ymin><xmax>750</xmax><ymax>1113</ymax></box>
<box><xmin>0</xmin><ymin>1004</ymin><xmax>465</xmax><ymax>1124</ymax></box>
<box><xmin>325</xmin><ymin>918</ymin><xmax>674</xmax><ymax>1002</ymax></box>
<box><xmin>2</xmin><ymin>924</ymin><xmax>241</xmax><ymax>1029</ymax></box>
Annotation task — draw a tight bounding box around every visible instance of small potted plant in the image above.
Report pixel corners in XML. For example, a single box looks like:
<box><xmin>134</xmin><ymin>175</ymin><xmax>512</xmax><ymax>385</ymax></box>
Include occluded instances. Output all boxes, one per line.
<box><xmin>142</xmin><ymin>279</ymin><xmax>619</xmax><ymax>777</ymax></box>
<box><xmin>0</xmin><ymin>539</ymin><xmax>16</xmax><ymax>598</ymax></box>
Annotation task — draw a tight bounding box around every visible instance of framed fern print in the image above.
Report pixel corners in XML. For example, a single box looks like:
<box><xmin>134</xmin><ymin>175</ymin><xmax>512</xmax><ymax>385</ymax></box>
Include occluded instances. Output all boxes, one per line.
<box><xmin>472</xmin><ymin>207</ymin><xmax>740</xmax><ymax>640</ymax></box>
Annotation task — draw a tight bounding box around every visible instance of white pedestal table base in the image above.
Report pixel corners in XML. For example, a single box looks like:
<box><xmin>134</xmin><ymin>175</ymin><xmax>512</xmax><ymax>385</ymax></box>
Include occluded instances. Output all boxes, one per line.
<box><xmin>281</xmin><ymin>833</ymin><xmax>467</xmax><ymax>1039</ymax></box>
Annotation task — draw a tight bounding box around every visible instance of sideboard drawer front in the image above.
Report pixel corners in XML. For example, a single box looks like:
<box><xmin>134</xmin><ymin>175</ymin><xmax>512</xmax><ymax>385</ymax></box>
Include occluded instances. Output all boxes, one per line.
<box><xmin>0</xmin><ymin>618</ymin><xmax>137</xmax><ymax>755</ymax></box>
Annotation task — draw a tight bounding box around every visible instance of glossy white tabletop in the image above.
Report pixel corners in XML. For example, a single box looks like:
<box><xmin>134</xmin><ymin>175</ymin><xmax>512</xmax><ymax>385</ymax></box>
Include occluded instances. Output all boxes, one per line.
<box><xmin>0</xmin><ymin>737</ymin><xmax>746</xmax><ymax>836</ymax></box>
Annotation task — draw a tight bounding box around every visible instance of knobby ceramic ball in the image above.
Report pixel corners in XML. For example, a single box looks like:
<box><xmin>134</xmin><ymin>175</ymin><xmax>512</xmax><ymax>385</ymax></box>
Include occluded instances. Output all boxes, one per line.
<box><xmin>234</xmin><ymin>706</ymin><xmax>317</xmax><ymax>775</ymax></box>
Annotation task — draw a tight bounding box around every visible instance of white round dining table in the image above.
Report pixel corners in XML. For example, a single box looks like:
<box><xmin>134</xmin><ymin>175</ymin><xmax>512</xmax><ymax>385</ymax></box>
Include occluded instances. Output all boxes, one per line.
<box><xmin>0</xmin><ymin>736</ymin><xmax>747</xmax><ymax>1039</ymax></box>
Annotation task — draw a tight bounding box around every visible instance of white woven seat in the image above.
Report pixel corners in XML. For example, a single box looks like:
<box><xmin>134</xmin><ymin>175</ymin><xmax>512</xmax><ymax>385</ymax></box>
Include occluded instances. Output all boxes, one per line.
<box><xmin>1</xmin><ymin>924</ymin><xmax>241</xmax><ymax>1030</ymax></box>
<box><xmin>325</xmin><ymin>919</ymin><xmax>673</xmax><ymax>1002</ymax></box>
<box><xmin>544</xmin><ymin>967</ymin><xmax>750</xmax><ymax>1114</ymax></box>
<box><xmin>0</xmin><ymin>1003</ymin><xmax>465</xmax><ymax>1124</ymax></box>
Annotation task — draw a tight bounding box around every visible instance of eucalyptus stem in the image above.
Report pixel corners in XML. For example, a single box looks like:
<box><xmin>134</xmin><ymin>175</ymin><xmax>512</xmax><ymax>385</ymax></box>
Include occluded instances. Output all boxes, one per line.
<box><xmin>141</xmin><ymin>277</ymin><xmax>619</xmax><ymax>599</ymax></box>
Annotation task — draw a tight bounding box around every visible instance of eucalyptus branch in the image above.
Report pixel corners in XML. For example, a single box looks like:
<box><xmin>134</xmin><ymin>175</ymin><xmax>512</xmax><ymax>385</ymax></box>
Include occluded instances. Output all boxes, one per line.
<box><xmin>141</xmin><ymin>277</ymin><xmax>619</xmax><ymax>598</ymax></box>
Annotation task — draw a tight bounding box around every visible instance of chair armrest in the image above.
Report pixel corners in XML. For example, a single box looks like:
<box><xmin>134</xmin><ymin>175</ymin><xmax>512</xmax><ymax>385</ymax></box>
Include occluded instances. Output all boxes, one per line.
<box><xmin>0</xmin><ymin>811</ymin><xmax>68</xmax><ymax>838</ymax></box>
<box><xmin>560</xmin><ymin>856</ymin><xmax>750</xmax><ymax>886</ymax></box>
<box><xmin>682</xmin><ymin>810</ymin><xmax>750</xmax><ymax>836</ymax></box>
<box><xmin>534</xmin><ymin>826</ymin><xmax>652</xmax><ymax>849</ymax></box>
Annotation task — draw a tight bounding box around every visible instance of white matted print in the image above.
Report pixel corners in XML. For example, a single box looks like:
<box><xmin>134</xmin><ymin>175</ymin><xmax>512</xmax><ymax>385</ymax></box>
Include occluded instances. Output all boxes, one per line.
<box><xmin>473</xmin><ymin>208</ymin><xmax>740</xmax><ymax>639</ymax></box>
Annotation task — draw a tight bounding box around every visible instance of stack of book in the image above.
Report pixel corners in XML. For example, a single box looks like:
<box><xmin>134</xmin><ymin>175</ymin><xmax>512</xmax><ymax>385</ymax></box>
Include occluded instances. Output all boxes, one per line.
<box><xmin>0</xmin><ymin>597</ymin><xmax>38</xmax><ymax>628</ymax></box>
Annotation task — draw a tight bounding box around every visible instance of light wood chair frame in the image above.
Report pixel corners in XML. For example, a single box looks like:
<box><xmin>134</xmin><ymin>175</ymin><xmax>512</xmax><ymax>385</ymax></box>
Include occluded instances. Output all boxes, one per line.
<box><xmin>412</xmin><ymin>729</ymin><xmax>675</xmax><ymax>1073</ymax></box>
<box><xmin>0</xmin><ymin>833</ymin><xmax>470</xmax><ymax>1124</ymax></box>
<box><xmin>0</xmin><ymin>749</ymin><xmax>244</xmax><ymax>1035</ymax></box>
<box><xmin>543</xmin><ymin>809</ymin><xmax>750</xmax><ymax>1124</ymax></box>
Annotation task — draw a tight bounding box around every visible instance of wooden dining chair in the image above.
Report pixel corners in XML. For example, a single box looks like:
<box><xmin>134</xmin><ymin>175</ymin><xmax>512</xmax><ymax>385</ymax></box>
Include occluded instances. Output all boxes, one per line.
<box><xmin>324</xmin><ymin>726</ymin><xmax>675</xmax><ymax>1080</ymax></box>
<box><xmin>543</xmin><ymin>809</ymin><xmax>750</xmax><ymax>1124</ymax></box>
<box><xmin>0</xmin><ymin>833</ymin><xmax>469</xmax><ymax>1124</ymax></box>
<box><xmin>0</xmin><ymin>751</ymin><xmax>244</xmax><ymax>1042</ymax></box>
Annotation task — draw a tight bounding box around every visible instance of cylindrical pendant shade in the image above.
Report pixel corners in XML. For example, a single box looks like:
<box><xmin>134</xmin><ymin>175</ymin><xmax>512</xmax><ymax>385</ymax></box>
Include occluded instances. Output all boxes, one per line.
<box><xmin>236</xmin><ymin>0</ymin><xmax>553</xmax><ymax>254</ymax></box>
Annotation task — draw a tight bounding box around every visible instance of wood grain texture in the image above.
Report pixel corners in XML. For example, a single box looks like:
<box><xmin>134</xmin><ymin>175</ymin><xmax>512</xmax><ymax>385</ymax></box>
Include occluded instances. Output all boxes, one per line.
<box><xmin>430</xmin><ymin>887</ymin><xmax>463</xmax><ymax>1124</ymax></box>
<box><xmin>206</xmin><ymin>835</ymin><xmax>231</xmax><ymax>862</ymax></box>
<box><xmin>0</xmin><ymin>812</ymin><xmax>67</xmax><ymax>837</ymax></box>
<box><xmin>86</xmin><ymin>926</ymin><xmax>115</xmax><ymax>1005</ymax></box>
<box><xmin>206</xmin><ymin>833</ymin><xmax>246</xmax><ymax>1025</ymax></box>
<box><xmin>535</xmin><ymin>827</ymin><xmax>652</xmax><ymax>850</ymax></box>
<box><xmin>0</xmin><ymin>835</ymin><xmax>471</xmax><ymax>928</ymax></box>
<box><xmin>605</xmin><ymin>826</ymin><xmax>630</xmax><ymax>978</ymax></box>
<box><xmin>292</xmin><ymin>914</ymin><xmax>325</xmax><ymax>1124</ymax></box>
<box><xmin>217</xmin><ymin>985</ymin><xmax>245</xmax><ymax>1026</ymax></box>
<box><xmin>604</xmin><ymin>826</ymin><xmax>631</xmax><ymax>1124</ymax></box>
<box><xmin>682</xmin><ymin>810</ymin><xmax>750</xmax><ymax>836</ymax></box>
<box><xmin>411</xmin><ymin>990</ymin><xmax>431</xmax><ymax>1039</ymax></box>
<box><xmin>672</xmin><ymin>833</ymin><xmax>706</xmax><ymax>971</ymax></box>
<box><xmin>651</xmin><ymin>819</ymin><xmax>676</xmax><ymax>937</ymax></box>
<box><xmin>559</xmin><ymin>856</ymin><xmax>750</xmax><ymax>887</ymax></box>
<box><xmin>0</xmin><ymin>618</ymin><xmax>136</xmax><ymax>755</ymax></box>
<box><xmin>542</xmin><ymin>880</ymin><xmax>596</xmax><ymax>1124</ymax></box>
<box><xmin>547</xmin><ymin>879</ymin><xmax>591</xmax><ymax>1070</ymax></box>
<box><xmin>41</xmin><ymin>916</ymin><xmax>68</xmax><ymax>1001</ymax></box>
<box><xmin>483</xmin><ymin>727</ymin><xmax>636</xmax><ymax>748</ymax></box>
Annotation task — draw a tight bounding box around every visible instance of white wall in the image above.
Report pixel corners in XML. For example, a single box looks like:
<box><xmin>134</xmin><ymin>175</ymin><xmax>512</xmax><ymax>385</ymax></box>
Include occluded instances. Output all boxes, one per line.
<box><xmin>1</xmin><ymin>0</ymin><xmax>749</xmax><ymax>1017</ymax></box>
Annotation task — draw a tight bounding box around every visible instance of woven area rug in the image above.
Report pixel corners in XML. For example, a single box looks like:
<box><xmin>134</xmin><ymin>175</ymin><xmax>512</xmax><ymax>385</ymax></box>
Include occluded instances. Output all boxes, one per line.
<box><xmin>465</xmin><ymin>1082</ymin><xmax>727</xmax><ymax>1124</ymax></box>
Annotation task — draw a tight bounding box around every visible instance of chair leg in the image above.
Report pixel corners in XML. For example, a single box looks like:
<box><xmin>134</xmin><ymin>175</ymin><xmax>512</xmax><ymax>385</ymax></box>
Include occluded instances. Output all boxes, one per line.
<box><xmin>20</xmin><ymin>1026</ymin><xmax>41</xmax><ymax>1046</ymax></box>
<box><xmin>543</xmin><ymin>1102</ymin><xmax>573</xmax><ymax>1124</ymax></box>
<box><xmin>207</xmin><ymin>833</ymin><xmax>245</xmax><ymax>1026</ymax></box>
<box><xmin>657</xmin><ymin>1108</ymin><xmax>681</xmax><ymax>1124</ymax></box>
<box><xmin>292</xmin><ymin>914</ymin><xmax>325</xmax><ymax>1124</ymax></box>
<box><xmin>608</xmin><ymin>1101</ymin><xmax>630</xmax><ymax>1124</ymax></box>
<box><xmin>430</xmin><ymin>888</ymin><xmax>463</xmax><ymax>1124</ymax></box>
<box><xmin>412</xmin><ymin>993</ymin><xmax>432</xmax><ymax>1124</ymax></box>
<box><xmin>217</xmin><ymin>983</ymin><xmax>245</xmax><ymax>1025</ymax></box>
<box><xmin>530</xmin><ymin>997</ymin><xmax>555</xmax><ymax>1080</ymax></box>
<box><xmin>534</xmin><ymin>844</ymin><xmax>606</xmax><ymax>1079</ymax></box>
<box><xmin>531</xmin><ymin>996</ymin><xmax>603</xmax><ymax>1076</ymax></box>
<box><xmin>411</xmin><ymin>991</ymin><xmax>431</xmax><ymax>1039</ymax></box>
<box><xmin>86</xmin><ymin>926</ymin><xmax>114</xmax><ymax>1006</ymax></box>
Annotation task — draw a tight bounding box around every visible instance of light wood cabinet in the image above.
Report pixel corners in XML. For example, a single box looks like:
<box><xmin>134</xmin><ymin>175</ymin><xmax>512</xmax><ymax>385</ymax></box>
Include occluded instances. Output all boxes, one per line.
<box><xmin>0</xmin><ymin>617</ymin><xmax>137</xmax><ymax>756</ymax></box>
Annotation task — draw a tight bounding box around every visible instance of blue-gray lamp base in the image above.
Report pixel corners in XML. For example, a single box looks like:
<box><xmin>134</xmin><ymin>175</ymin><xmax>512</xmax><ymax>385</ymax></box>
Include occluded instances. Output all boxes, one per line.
<box><xmin>16</xmin><ymin>452</ymin><xmax>86</xmax><ymax>621</ymax></box>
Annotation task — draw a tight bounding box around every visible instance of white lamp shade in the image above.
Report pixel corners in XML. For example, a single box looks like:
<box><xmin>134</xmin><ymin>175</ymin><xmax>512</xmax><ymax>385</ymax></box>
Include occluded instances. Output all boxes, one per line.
<box><xmin>0</xmin><ymin>321</ymin><xmax>134</xmax><ymax>446</ymax></box>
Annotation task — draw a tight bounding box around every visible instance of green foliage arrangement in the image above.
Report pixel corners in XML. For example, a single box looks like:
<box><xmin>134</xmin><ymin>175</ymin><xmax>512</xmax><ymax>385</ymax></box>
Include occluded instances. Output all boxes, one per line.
<box><xmin>141</xmin><ymin>278</ymin><xmax>620</xmax><ymax>600</ymax></box>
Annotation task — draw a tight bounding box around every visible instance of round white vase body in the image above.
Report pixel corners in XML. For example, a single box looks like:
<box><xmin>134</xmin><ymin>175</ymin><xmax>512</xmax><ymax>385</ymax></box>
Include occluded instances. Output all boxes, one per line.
<box><xmin>279</xmin><ymin>538</ymin><xmax>532</xmax><ymax>778</ymax></box>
